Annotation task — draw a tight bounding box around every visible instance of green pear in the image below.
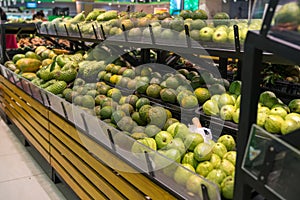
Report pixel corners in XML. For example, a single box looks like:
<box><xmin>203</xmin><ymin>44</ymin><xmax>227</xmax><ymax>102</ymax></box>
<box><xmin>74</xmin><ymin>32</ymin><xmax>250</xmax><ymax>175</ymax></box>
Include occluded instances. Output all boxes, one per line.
<box><xmin>165</xmin><ymin>138</ymin><xmax>186</xmax><ymax>156</ymax></box>
<box><xmin>217</xmin><ymin>135</ymin><xmax>236</xmax><ymax>151</ymax></box>
<box><xmin>182</xmin><ymin>152</ymin><xmax>198</xmax><ymax>169</ymax></box>
<box><xmin>223</xmin><ymin>151</ymin><xmax>237</xmax><ymax>165</ymax></box>
<box><xmin>221</xmin><ymin>176</ymin><xmax>234</xmax><ymax>199</ymax></box>
<box><xmin>184</xmin><ymin>133</ymin><xmax>204</xmax><ymax>151</ymax></box>
<box><xmin>174</xmin><ymin>123</ymin><xmax>190</xmax><ymax>141</ymax></box>
<box><xmin>173</xmin><ymin>164</ymin><xmax>195</xmax><ymax>185</ymax></box>
<box><xmin>219</xmin><ymin>159</ymin><xmax>235</xmax><ymax>176</ymax></box>
<box><xmin>194</xmin><ymin>142</ymin><xmax>213</xmax><ymax>162</ymax></box>
<box><xmin>196</xmin><ymin>161</ymin><xmax>213</xmax><ymax>177</ymax></box>
<box><xmin>210</xmin><ymin>154</ymin><xmax>222</xmax><ymax>168</ymax></box>
<box><xmin>212</xmin><ymin>142</ymin><xmax>227</xmax><ymax>158</ymax></box>
<box><xmin>155</xmin><ymin>131</ymin><xmax>173</xmax><ymax>149</ymax></box>
<box><xmin>281</xmin><ymin>119</ymin><xmax>300</xmax><ymax>135</ymax></box>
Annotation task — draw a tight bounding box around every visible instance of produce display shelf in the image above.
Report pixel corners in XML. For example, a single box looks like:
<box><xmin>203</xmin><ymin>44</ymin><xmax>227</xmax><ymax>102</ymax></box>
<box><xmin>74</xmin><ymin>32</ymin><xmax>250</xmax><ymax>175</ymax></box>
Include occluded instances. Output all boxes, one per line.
<box><xmin>0</xmin><ymin>72</ymin><xmax>220</xmax><ymax>200</ymax></box>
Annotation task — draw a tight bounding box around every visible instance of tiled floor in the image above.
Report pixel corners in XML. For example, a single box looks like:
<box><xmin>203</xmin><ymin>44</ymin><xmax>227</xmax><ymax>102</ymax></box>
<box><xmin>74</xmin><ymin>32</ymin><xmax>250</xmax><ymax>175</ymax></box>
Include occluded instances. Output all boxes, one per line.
<box><xmin>0</xmin><ymin>119</ymin><xmax>66</xmax><ymax>200</ymax></box>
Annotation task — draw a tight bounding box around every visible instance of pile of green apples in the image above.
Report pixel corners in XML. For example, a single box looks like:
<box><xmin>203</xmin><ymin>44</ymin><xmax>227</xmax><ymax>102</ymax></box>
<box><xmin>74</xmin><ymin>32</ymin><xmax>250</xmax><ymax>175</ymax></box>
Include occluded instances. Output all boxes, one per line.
<box><xmin>131</xmin><ymin>121</ymin><xmax>236</xmax><ymax>199</ymax></box>
<box><xmin>202</xmin><ymin>79</ymin><xmax>300</xmax><ymax>135</ymax></box>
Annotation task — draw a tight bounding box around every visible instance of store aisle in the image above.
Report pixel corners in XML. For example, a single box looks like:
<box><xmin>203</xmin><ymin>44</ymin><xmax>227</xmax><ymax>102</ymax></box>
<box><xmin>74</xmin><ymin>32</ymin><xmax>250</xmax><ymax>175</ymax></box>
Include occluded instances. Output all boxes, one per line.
<box><xmin>0</xmin><ymin>119</ymin><xmax>66</xmax><ymax>200</ymax></box>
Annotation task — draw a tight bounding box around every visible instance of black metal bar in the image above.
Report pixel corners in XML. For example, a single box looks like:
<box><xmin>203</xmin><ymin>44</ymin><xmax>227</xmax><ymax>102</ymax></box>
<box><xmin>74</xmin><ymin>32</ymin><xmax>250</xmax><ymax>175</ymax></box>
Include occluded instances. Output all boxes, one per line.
<box><xmin>64</xmin><ymin>24</ymin><xmax>69</xmax><ymax>37</ymax></box>
<box><xmin>140</xmin><ymin>49</ymin><xmax>151</xmax><ymax>64</ymax></box>
<box><xmin>144</xmin><ymin>151</ymin><xmax>154</xmax><ymax>177</ymax></box>
<box><xmin>92</xmin><ymin>24</ymin><xmax>98</xmax><ymax>39</ymax></box>
<box><xmin>28</xmin><ymin>82</ymin><xmax>34</xmax><ymax>97</ymax></box>
<box><xmin>121</xmin><ymin>53</ymin><xmax>140</xmax><ymax>66</ymax></box>
<box><xmin>184</xmin><ymin>24</ymin><xmax>191</xmax><ymax>48</ymax></box>
<box><xmin>148</xmin><ymin>24</ymin><xmax>155</xmax><ymax>44</ymax></box>
<box><xmin>77</xmin><ymin>24</ymin><xmax>83</xmax><ymax>38</ymax></box>
<box><xmin>39</xmin><ymin>89</ymin><xmax>45</xmax><ymax>105</ymax></box>
<box><xmin>260</xmin><ymin>0</ymin><xmax>278</xmax><ymax>37</ymax></box>
<box><xmin>45</xmin><ymin>93</ymin><xmax>51</xmax><ymax>106</ymax></box>
<box><xmin>1</xmin><ymin>24</ymin><xmax>7</xmax><ymax>63</ymax></box>
<box><xmin>61</xmin><ymin>102</ymin><xmax>68</xmax><ymax>120</ymax></box>
<box><xmin>122</xmin><ymin>24</ymin><xmax>128</xmax><ymax>42</ymax></box>
<box><xmin>233</xmin><ymin>25</ymin><xmax>240</xmax><ymax>53</ymax></box>
<box><xmin>53</xmin><ymin>24</ymin><xmax>58</xmax><ymax>36</ymax></box>
<box><xmin>45</xmin><ymin>25</ymin><xmax>49</xmax><ymax>35</ymax></box>
<box><xmin>218</xmin><ymin>57</ymin><xmax>228</xmax><ymax>79</ymax></box>
<box><xmin>234</xmin><ymin>32</ymin><xmax>263</xmax><ymax>200</ymax></box>
<box><xmin>200</xmin><ymin>184</ymin><xmax>209</xmax><ymax>200</ymax></box>
<box><xmin>35</xmin><ymin>23</ymin><xmax>41</xmax><ymax>33</ymax></box>
<box><xmin>100</xmin><ymin>24</ymin><xmax>106</xmax><ymax>40</ymax></box>
<box><xmin>81</xmin><ymin>113</ymin><xmax>89</xmax><ymax>133</ymax></box>
<box><xmin>107</xmin><ymin>129</ymin><xmax>116</xmax><ymax>152</ymax></box>
<box><xmin>236</xmin><ymin>59</ymin><xmax>242</xmax><ymax>80</ymax></box>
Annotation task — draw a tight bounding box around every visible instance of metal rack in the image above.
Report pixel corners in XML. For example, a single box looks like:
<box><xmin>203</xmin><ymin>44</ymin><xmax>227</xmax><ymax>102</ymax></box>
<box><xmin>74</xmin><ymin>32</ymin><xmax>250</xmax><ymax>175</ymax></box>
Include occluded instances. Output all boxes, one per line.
<box><xmin>235</xmin><ymin>0</ymin><xmax>300</xmax><ymax>199</ymax></box>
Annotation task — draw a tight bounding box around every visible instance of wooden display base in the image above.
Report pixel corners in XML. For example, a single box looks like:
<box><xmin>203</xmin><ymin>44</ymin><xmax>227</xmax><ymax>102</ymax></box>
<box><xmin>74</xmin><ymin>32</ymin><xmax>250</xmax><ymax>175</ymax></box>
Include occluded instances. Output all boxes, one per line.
<box><xmin>0</xmin><ymin>75</ymin><xmax>176</xmax><ymax>200</ymax></box>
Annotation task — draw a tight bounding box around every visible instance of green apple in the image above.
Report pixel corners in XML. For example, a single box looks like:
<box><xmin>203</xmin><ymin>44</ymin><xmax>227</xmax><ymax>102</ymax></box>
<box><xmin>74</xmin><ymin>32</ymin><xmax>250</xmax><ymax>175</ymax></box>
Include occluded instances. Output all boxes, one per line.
<box><xmin>235</xmin><ymin>95</ymin><xmax>241</xmax><ymax>108</ymax></box>
<box><xmin>269</xmin><ymin>107</ymin><xmax>288</xmax><ymax>118</ymax></box>
<box><xmin>219</xmin><ymin>159</ymin><xmax>235</xmax><ymax>176</ymax></box>
<box><xmin>223</xmin><ymin>151</ymin><xmax>237</xmax><ymax>165</ymax></box>
<box><xmin>212</xmin><ymin>30</ymin><xmax>228</xmax><ymax>43</ymax></box>
<box><xmin>165</xmin><ymin>138</ymin><xmax>186</xmax><ymax>156</ymax></box>
<box><xmin>184</xmin><ymin>133</ymin><xmax>204</xmax><ymax>151</ymax></box>
<box><xmin>258</xmin><ymin>106</ymin><xmax>270</xmax><ymax>114</ymax></box>
<box><xmin>220</xmin><ymin>105</ymin><xmax>236</xmax><ymax>121</ymax></box>
<box><xmin>212</xmin><ymin>142</ymin><xmax>227</xmax><ymax>158</ymax></box>
<box><xmin>240</xmin><ymin>27</ymin><xmax>248</xmax><ymax>41</ymax></box>
<box><xmin>227</xmin><ymin>30</ymin><xmax>235</xmax><ymax>43</ymax></box>
<box><xmin>210</xmin><ymin>154</ymin><xmax>221</xmax><ymax>168</ymax></box>
<box><xmin>232</xmin><ymin>108</ymin><xmax>240</xmax><ymax>124</ymax></box>
<box><xmin>182</xmin><ymin>152</ymin><xmax>199</xmax><ymax>169</ymax></box>
<box><xmin>264</xmin><ymin>115</ymin><xmax>284</xmax><ymax>134</ymax></box>
<box><xmin>285</xmin><ymin>113</ymin><xmax>300</xmax><ymax>122</ymax></box>
<box><xmin>257</xmin><ymin>112</ymin><xmax>268</xmax><ymax>127</ymax></box>
<box><xmin>164</xmin><ymin>148</ymin><xmax>182</xmax><ymax>163</ymax></box>
<box><xmin>166</xmin><ymin>122</ymin><xmax>180</xmax><ymax>137</ymax></box>
<box><xmin>221</xmin><ymin>176</ymin><xmax>234</xmax><ymax>199</ymax></box>
<box><xmin>194</xmin><ymin>142</ymin><xmax>213</xmax><ymax>162</ymax></box>
<box><xmin>196</xmin><ymin>161</ymin><xmax>213</xmax><ymax>177</ymax></box>
<box><xmin>173</xmin><ymin>163</ymin><xmax>195</xmax><ymax>185</ymax></box>
<box><xmin>281</xmin><ymin>119</ymin><xmax>300</xmax><ymax>135</ymax></box>
<box><xmin>215</xmin><ymin>25</ymin><xmax>228</xmax><ymax>33</ymax></box>
<box><xmin>217</xmin><ymin>135</ymin><xmax>236</xmax><ymax>151</ymax></box>
<box><xmin>186</xmin><ymin>174</ymin><xmax>203</xmax><ymax>193</ymax></box>
<box><xmin>211</xmin><ymin>94</ymin><xmax>220</xmax><ymax>103</ymax></box>
<box><xmin>206</xmin><ymin>169</ymin><xmax>227</xmax><ymax>188</ymax></box>
<box><xmin>218</xmin><ymin>93</ymin><xmax>235</xmax><ymax>108</ymax></box>
<box><xmin>174</xmin><ymin>123</ymin><xmax>190</xmax><ymax>141</ymax></box>
<box><xmin>155</xmin><ymin>131</ymin><xmax>173</xmax><ymax>149</ymax></box>
<box><xmin>199</xmin><ymin>27</ymin><xmax>214</xmax><ymax>42</ymax></box>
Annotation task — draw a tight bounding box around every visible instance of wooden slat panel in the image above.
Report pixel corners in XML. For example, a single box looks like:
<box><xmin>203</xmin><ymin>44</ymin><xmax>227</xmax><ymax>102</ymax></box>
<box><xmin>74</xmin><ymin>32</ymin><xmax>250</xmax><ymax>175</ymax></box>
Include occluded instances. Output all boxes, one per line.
<box><xmin>49</xmin><ymin>112</ymin><xmax>176</xmax><ymax>200</ymax></box>
<box><xmin>1</xmin><ymin>77</ymin><xmax>48</xmax><ymax>117</ymax></box>
<box><xmin>50</xmin><ymin>146</ymin><xmax>107</xmax><ymax>200</ymax></box>
<box><xmin>4</xmin><ymin>105</ymin><xmax>50</xmax><ymax>162</ymax></box>
<box><xmin>1</xmin><ymin>84</ymin><xmax>48</xmax><ymax>130</ymax></box>
<box><xmin>3</xmin><ymin>93</ymin><xmax>49</xmax><ymax>142</ymax></box>
<box><xmin>50</xmin><ymin>134</ymin><xmax>126</xmax><ymax>200</ymax></box>
<box><xmin>51</xmin><ymin>158</ymin><xmax>93</xmax><ymax>200</ymax></box>
<box><xmin>50</xmin><ymin>123</ymin><xmax>145</xmax><ymax>199</ymax></box>
<box><xmin>4</xmin><ymin>97</ymin><xmax>50</xmax><ymax>159</ymax></box>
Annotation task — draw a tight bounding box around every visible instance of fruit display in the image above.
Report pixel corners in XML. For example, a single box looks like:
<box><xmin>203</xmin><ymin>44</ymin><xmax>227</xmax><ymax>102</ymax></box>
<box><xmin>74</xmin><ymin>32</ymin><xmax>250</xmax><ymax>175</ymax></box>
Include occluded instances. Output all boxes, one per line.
<box><xmin>38</xmin><ymin>9</ymin><xmax>262</xmax><ymax>45</ymax></box>
<box><xmin>201</xmin><ymin>79</ymin><xmax>300</xmax><ymax>135</ymax></box>
<box><xmin>1</xmin><ymin>43</ymin><xmax>241</xmax><ymax>199</ymax></box>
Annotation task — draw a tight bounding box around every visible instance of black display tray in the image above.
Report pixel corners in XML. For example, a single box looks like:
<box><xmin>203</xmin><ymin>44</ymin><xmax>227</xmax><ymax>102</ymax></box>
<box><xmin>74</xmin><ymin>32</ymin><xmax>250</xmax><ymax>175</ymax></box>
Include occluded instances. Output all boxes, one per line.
<box><xmin>195</xmin><ymin>107</ymin><xmax>238</xmax><ymax>140</ymax></box>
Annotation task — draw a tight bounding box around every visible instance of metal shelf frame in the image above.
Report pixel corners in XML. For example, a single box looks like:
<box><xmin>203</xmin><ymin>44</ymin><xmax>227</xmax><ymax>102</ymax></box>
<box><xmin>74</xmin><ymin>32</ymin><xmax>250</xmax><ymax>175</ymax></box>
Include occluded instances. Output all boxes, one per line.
<box><xmin>234</xmin><ymin>24</ymin><xmax>300</xmax><ymax>200</ymax></box>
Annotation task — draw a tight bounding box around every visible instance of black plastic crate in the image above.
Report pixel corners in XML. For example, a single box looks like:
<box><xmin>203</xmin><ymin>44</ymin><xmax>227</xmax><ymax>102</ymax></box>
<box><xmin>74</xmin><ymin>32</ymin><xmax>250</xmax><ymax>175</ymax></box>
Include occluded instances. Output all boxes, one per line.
<box><xmin>262</xmin><ymin>80</ymin><xmax>300</xmax><ymax>103</ymax></box>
